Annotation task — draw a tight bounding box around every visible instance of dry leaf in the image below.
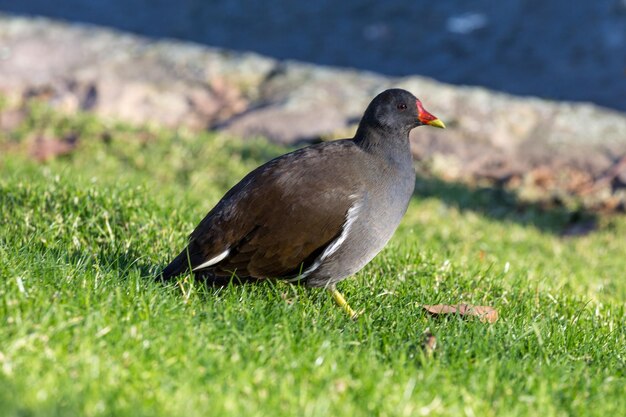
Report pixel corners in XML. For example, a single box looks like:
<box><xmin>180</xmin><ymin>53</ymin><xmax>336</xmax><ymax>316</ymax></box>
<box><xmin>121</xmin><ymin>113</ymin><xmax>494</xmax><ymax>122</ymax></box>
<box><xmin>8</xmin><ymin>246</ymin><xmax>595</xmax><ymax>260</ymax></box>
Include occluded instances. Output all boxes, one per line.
<box><xmin>422</xmin><ymin>303</ymin><xmax>499</xmax><ymax>323</ymax></box>
<box><xmin>0</xmin><ymin>108</ymin><xmax>26</xmax><ymax>132</ymax></box>
<box><xmin>280</xmin><ymin>292</ymin><xmax>295</xmax><ymax>305</ymax></box>
<box><xmin>29</xmin><ymin>133</ymin><xmax>79</xmax><ymax>162</ymax></box>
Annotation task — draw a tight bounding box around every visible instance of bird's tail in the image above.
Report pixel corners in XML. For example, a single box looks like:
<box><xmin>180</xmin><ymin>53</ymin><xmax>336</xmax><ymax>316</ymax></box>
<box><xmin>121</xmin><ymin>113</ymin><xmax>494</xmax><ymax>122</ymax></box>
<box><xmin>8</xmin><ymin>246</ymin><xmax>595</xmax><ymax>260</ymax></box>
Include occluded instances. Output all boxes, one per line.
<box><xmin>160</xmin><ymin>248</ymin><xmax>193</xmax><ymax>281</ymax></box>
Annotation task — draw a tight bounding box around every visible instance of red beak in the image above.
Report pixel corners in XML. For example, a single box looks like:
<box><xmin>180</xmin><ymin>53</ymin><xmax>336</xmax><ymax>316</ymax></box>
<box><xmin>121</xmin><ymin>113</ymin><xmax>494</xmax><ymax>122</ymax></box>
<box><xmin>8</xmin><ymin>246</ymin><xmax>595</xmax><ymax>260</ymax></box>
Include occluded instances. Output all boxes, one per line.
<box><xmin>417</xmin><ymin>100</ymin><xmax>446</xmax><ymax>128</ymax></box>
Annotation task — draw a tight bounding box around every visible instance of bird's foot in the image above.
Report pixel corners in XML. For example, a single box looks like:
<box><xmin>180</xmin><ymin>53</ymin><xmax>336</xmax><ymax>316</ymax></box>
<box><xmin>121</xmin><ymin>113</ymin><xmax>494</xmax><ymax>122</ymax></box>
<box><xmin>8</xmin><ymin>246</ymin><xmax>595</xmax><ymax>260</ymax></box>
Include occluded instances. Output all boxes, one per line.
<box><xmin>328</xmin><ymin>286</ymin><xmax>361</xmax><ymax>320</ymax></box>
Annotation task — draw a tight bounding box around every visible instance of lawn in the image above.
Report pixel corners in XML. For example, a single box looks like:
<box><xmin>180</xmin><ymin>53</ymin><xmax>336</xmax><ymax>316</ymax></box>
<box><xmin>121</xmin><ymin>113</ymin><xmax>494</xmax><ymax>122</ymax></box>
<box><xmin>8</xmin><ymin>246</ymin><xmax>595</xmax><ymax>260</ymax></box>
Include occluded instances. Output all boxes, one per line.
<box><xmin>1</xmin><ymin>103</ymin><xmax>624</xmax><ymax>417</ymax></box>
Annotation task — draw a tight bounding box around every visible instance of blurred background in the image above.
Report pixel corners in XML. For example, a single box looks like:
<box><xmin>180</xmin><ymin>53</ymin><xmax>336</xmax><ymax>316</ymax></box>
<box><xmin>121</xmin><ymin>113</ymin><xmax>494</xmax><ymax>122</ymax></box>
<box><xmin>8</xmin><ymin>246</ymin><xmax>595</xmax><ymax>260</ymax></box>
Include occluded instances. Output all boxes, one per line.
<box><xmin>1</xmin><ymin>1</ymin><xmax>626</xmax><ymax>216</ymax></box>
<box><xmin>1</xmin><ymin>0</ymin><xmax>625</xmax><ymax>110</ymax></box>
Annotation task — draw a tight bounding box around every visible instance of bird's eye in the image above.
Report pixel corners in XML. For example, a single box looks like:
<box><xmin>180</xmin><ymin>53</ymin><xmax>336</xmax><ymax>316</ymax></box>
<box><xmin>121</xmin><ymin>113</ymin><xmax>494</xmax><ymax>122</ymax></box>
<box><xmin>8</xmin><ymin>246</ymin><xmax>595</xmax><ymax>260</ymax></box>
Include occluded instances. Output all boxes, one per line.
<box><xmin>397</xmin><ymin>103</ymin><xmax>407</xmax><ymax>110</ymax></box>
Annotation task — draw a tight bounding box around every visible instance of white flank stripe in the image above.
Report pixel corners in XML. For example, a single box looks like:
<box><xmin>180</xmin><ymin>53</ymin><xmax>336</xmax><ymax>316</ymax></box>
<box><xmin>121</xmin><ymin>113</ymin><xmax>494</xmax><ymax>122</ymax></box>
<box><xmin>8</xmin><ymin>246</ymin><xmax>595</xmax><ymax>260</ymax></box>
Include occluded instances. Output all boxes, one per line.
<box><xmin>192</xmin><ymin>249</ymin><xmax>230</xmax><ymax>271</ymax></box>
<box><xmin>288</xmin><ymin>198</ymin><xmax>362</xmax><ymax>282</ymax></box>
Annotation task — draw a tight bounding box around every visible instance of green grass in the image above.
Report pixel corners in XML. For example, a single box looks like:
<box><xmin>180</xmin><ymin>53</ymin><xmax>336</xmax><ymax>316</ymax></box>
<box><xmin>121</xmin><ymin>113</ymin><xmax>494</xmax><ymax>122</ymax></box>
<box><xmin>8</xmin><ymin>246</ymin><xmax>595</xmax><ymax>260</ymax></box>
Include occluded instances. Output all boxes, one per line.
<box><xmin>0</xmin><ymin>104</ymin><xmax>625</xmax><ymax>417</ymax></box>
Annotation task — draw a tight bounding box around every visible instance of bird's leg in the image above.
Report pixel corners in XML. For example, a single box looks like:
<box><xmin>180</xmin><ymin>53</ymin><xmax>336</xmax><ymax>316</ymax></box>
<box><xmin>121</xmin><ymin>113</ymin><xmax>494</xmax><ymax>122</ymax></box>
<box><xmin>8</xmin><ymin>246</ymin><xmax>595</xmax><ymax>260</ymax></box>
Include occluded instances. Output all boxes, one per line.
<box><xmin>328</xmin><ymin>285</ymin><xmax>359</xmax><ymax>320</ymax></box>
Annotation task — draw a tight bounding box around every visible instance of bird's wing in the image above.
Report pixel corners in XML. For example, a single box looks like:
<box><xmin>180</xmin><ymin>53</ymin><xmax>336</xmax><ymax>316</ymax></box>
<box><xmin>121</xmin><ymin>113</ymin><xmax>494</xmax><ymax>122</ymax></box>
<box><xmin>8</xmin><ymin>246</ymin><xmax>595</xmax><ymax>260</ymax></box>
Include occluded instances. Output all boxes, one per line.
<box><xmin>166</xmin><ymin>140</ymin><xmax>364</xmax><ymax>280</ymax></box>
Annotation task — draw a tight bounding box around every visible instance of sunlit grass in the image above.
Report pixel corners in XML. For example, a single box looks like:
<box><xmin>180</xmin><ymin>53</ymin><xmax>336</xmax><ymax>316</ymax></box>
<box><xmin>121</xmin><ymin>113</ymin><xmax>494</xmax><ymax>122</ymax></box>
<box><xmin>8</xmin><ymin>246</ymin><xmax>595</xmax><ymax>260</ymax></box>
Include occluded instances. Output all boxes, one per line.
<box><xmin>0</xmin><ymin>105</ymin><xmax>624</xmax><ymax>417</ymax></box>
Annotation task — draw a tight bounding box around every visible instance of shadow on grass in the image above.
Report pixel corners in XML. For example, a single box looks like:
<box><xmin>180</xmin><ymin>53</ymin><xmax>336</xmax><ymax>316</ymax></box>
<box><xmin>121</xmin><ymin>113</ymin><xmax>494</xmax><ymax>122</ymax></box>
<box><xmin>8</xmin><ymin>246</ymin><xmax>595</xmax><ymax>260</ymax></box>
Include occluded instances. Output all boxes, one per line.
<box><xmin>97</xmin><ymin>248</ymin><xmax>160</xmax><ymax>278</ymax></box>
<box><xmin>413</xmin><ymin>175</ymin><xmax>597</xmax><ymax>236</ymax></box>
<box><xmin>73</xmin><ymin>247</ymin><xmax>160</xmax><ymax>279</ymax></box>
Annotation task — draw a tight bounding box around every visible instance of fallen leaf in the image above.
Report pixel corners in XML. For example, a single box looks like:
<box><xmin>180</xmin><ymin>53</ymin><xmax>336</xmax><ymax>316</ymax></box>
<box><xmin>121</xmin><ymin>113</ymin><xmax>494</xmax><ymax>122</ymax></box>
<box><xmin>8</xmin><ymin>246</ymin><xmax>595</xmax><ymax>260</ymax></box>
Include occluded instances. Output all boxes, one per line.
<box><xmin>280</xmin><ymin>292</ymin><xmax>295</xmax><ymax>305</ymax></box>
<box><xmin>29</xmin><ymin>133</ymin><xmax>79</xmax><ymax>162</ymax></box>
<box><xmin>0</xmin><ymin>108</ymin><xmax>26</xmax><ymax>132</ymax></box>
<box><xmin>422</xmin><ymin>303</ymin><xmax>498</xmax><ymax>323</ymax></box>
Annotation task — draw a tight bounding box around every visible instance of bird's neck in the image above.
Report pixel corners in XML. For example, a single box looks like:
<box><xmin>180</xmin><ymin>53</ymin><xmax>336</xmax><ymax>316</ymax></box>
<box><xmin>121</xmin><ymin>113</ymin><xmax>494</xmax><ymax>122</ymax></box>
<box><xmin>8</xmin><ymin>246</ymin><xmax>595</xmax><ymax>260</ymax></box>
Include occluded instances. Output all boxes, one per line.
<box><xmin>354</xmin><ymin>124</ymin><xmax>412</xmax><ymax>164</ymax></box>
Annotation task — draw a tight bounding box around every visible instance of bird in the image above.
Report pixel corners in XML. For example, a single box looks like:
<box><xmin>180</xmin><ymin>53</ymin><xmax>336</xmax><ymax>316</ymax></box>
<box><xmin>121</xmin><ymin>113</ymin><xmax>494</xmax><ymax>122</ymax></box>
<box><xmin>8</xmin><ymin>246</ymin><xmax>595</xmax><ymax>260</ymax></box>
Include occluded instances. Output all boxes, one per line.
<box><xmin>161</xmin><ymin>88</ymin><xmax>445</xmax><ymax>318</ymax></box>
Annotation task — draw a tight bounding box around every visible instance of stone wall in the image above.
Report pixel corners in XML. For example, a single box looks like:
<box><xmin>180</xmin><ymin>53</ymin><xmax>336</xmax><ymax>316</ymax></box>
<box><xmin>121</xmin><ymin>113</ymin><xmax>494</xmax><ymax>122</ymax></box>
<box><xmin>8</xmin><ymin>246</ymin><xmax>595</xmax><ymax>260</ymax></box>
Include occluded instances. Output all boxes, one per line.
<box><xmin>1</xmin><ymin>15</ymin><xmax>625</xmax><ymax>212</ymax></box>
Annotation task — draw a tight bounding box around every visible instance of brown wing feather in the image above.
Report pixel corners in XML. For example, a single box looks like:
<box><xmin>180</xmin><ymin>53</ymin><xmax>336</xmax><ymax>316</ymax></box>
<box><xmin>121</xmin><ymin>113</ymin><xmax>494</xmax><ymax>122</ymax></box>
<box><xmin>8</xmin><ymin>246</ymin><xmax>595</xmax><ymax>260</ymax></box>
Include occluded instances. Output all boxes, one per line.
<box><xmin>164</xmin><ymin>139</ymin><xmax>365</xmax><ymax>281</ymax></box>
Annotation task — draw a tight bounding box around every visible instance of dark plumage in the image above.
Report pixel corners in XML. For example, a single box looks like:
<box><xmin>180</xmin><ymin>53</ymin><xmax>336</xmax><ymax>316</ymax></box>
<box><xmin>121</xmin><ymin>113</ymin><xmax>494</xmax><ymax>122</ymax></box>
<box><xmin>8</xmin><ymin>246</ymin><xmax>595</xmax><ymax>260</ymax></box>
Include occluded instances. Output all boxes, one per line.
<box><xmin>162</xmin><ymin>88</ymin><xmax>445</xmax><ymax>316</ymax></box>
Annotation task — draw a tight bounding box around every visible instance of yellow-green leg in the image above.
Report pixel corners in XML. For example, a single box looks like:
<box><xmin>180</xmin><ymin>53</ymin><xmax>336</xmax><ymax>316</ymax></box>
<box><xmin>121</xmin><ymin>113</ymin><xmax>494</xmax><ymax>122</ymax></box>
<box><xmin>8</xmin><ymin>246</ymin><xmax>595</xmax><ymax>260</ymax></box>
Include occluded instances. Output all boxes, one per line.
<box><xmin>328</xmin><ymin>285</ymin><xmax>360</xmax><ymax>320</ymax></box>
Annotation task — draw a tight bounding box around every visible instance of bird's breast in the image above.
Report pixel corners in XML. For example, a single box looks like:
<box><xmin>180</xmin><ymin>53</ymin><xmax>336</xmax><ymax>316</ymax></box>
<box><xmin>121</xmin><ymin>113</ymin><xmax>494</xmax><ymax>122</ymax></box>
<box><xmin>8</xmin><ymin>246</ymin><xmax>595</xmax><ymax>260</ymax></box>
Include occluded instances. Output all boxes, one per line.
<box><xmin>304</xmin><ymin>160</ymin><xmax>415</xmax><ymax>287</ymax></box>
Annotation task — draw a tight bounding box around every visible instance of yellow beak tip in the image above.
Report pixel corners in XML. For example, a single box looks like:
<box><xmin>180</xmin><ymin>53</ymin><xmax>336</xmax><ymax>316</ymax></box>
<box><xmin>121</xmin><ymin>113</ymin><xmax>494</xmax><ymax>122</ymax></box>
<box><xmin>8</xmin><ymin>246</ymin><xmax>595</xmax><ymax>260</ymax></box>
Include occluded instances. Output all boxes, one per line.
<box><xmin>427</xmin><ymin>119</ymin><xmax>446</xmax><ymax>129</ymax></box>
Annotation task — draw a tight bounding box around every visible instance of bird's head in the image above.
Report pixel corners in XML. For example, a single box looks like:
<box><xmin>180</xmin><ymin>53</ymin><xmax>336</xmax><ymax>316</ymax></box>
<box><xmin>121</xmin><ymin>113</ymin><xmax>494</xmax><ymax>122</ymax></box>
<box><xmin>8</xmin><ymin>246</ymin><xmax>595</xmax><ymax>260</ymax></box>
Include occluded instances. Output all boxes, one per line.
<box><xmin>362</xmin><ymin>88</ymin><xmax>446</xmax><ymax>133</ymax></box>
